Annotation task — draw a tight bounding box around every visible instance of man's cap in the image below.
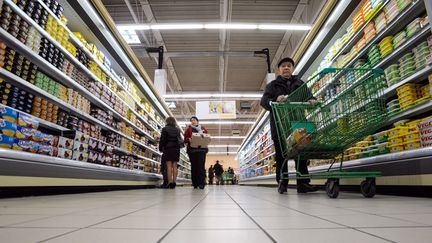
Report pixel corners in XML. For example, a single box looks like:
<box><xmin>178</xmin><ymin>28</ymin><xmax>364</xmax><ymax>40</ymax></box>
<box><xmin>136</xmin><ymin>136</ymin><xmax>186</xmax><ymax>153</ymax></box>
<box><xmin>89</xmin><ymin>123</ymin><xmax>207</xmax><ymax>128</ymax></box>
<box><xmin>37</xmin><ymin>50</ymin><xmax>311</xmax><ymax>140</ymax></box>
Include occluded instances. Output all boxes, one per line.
<box><xmin>277</xmin><ymin>57</ymin><xmax>295</xmax><ymax>68</ymax></box>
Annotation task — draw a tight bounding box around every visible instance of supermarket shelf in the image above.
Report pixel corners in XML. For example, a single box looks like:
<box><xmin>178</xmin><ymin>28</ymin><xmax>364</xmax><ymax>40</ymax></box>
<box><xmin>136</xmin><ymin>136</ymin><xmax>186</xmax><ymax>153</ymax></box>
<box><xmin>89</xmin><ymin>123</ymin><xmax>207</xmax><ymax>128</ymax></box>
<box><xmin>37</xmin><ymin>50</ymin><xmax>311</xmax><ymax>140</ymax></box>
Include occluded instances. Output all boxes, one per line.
<box><xmin>242</xmin><ymin>136</ymin><xmax>272</xmax><ymax>162</ymax></box>
<box><xmin>313</xmin><ymin>1</ymin><xmax>427</xmax><ymax>97</ymax></box>
<box><xmin>255</xmin><ymin>164</ymin><xmax>270</xmax><ymax>170</ymax></box>
<box><xmin>0</xmin><ymin>68</ymin><xmax>161</xmax><ymax>156</ymax></box>
<box><xmin>383</xmin><ymin>64</ymin><xmax>432</xmax><ymax>98</ymax></box>
<box><xmin>2</xmin><ymin>105</ymin><xmax>69</xmax><ymax>132</ymax></box>
<box><xmin>240</xmin><ymin>173</ymin><xmax>275</xmax><ymax>182</ymax></box>
<box><xmin>3</xmin><ymin>0</ymin><xmax>158</xmax><ymax>140</ymax></box>
<box><xmin>35</xmin><ymin>0</ymin><xmax>164</xmax><ymax>130</ymax></box>
<box><xmin>241</xmin><ymin>152</ymin><xmax>275</xmax><ymax>171</ymax></box>
<box><xmin>240</xmin><ymin>147</ymin><xmax>432</xmax><ymax>183</ymax></box>
<box><xmin>238</xmin><ymin>111</ymin><xmax>269</xmax><ymax>153</ymax></box>
<box><xmin>67</xmin><ymin>0</ymin><xmax>169</xmax><ymax>120</ymax></box>
<box><xmin>306</xmin><ymin>147</ymin><xmax>432</xmax><ymax>175</ymax></box>
<box><xmin>0</xmin><ymin>148</ymin><xmax>161</xmax><ymax>185</ymax></box>
<box><xmin>0</xmin><ymin>28</ymin><xmax>158</xmax><ymax>144</ymax></box>
<box><xmin>373</xmin><ymin>24</ymin><xmax>430</xmax><ymax>69</ymax></box>
<box><xmin>329</xmin><ymin>0</ymin><xmax>390</xmax><ymax>65</ymax></box>
<box><xmin>313</xmin><ymin>23</ymin><xmax>430</xmax><ymax>108</ymax></box>
<box><xmin>386</xmin><ymin>100</ymin><xmax>432</xmax><ymax>125</ymax></box>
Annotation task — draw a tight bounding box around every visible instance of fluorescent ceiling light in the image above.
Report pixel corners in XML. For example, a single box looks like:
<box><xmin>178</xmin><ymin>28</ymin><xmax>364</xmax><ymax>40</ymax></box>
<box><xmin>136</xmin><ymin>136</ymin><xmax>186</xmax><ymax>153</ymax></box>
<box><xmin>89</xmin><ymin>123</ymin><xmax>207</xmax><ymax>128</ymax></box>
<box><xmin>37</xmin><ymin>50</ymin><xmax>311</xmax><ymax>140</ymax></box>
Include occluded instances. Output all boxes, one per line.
<box><xmin>204</xmin><ymin>23</ymin><xmax>257</xmax><ymax>29</ymax></box>
<box><xmin>212</xmin><ymin>136</ymin><xmax>246</xmax><ymax>139</ymax></box>
<box><xmin>258</xmin><ymin>24</ymin><xmax>311</xmax><ymax>30</ymax></box>
<box><xmin>151</xmin><ymin>24</ymin><xmax>204</xmax><ymax>30</ymax></box>
<box><xmin>117</xmin><ymin>23</ymin><xmax>311</xmax><ymax>31</ymax></box>
<box><xmin>119</xmin><ymin>29</ymin><xmax>141</xmax><ymax>44</ymax></box>
<box><xmin>164</xmin><ymin>93</ymin><xmax>262</xmax><ymax>99</ymax></box>
<box><xmin>208</xmin><ymin>145</ymin><xmax>241</xmax><ymax>148</ymax></box>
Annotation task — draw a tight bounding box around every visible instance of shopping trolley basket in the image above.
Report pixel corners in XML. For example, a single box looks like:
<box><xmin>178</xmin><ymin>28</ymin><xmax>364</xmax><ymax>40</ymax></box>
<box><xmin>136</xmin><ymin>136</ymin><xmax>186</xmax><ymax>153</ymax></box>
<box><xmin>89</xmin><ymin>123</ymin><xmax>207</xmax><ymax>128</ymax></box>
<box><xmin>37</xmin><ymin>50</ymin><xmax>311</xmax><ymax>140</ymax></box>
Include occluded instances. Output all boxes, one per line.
<box><xmin>271</xmin><ymin>68</ymin><xmax>387</xmax><ymax>198</ymax></box>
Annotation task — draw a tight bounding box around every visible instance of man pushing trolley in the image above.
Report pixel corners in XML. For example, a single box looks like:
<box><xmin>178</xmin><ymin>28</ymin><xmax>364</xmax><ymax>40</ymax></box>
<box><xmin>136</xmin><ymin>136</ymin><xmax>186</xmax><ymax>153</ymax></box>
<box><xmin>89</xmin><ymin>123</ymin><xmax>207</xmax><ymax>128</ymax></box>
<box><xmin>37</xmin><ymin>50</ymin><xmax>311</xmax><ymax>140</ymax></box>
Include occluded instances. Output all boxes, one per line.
<box><xmin>262</xmin><ymin>57</ymin><xmax>387</xmax><ymax>198</ymax></box>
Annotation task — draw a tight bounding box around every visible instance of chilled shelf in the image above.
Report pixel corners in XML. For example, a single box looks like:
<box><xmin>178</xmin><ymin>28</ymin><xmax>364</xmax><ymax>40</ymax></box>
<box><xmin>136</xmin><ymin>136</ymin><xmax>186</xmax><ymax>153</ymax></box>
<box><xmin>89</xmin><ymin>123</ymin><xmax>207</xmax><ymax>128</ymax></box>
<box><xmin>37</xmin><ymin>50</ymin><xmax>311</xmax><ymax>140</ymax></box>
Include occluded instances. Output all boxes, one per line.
<box><xmin>329</xmin><ymin>0</ymin><xmax>390</xmax><ymax>65</ymax></box>
<box><xmin>313</xmin><ymin>1</ymin><xmax>427</xmax><ymax>97</ymax></box>
<box><xmin>241</xmin><ymin>152</ymin><xmax>275</xmax><ymax>171</ymax></box>
<box><xmin>239</xmin><ymin>1</ymin><xmax>432</xmax><ymax>183</ymax></box>
<box><xmin>0</xmin><ymin>67</ymin><xmax>161</xmax><ymax>156</ymax></box>
<box><xmin>0</xmin><ymin>148</ymin><xmax>161</xmax><ymax>183</ymax></box>
<box><xmin>35</xmin><ymin>0</ymin><xmax>164</xmax><ymax>130</ymax></box>
<box><xmin>3</xmin><ymin>0</ymin><xmax>159</xmax><ymax>139</ymax></box>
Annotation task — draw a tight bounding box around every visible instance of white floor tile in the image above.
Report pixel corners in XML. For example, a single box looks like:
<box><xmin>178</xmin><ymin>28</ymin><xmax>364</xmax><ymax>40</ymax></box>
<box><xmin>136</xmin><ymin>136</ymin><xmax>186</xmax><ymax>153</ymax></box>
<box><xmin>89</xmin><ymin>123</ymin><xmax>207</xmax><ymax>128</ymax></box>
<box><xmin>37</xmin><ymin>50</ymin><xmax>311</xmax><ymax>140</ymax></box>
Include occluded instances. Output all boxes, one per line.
<box><xmin>177</xmin><ymin>216</ymin><xmax>258</xmax><ymax>229</ymax></box>
<box><xmin>189</xmin><ymin>208</ymin><xmax>246</xmax><ymax>217</ymax></box>
<box><xmin>0</xmin><ymin>207</ymin><xmax>82</xmax><ymax>215</ymax></box>
<box><xmin>44</xmin><ymin>228</ymin><xmax>167</xmax><ymax>243</ymax></box>
<box><xmin>0</xmin><ymin>215</ymin><xmax>50</xmax><ymax>226</ymax></box>
<box><xmin>381</xmin><ymin>213</ymin><xmax>432</xmax><ymax>226</ymax></box>
<box><xmin>252</xmin><ymin>215</ymin><xmax>343</xmax><ymax>229</ymax></box>
<box><xmin>320</xmin><ymin>214</ymin><xmax>426</xmax><ymax>228</ymax></box>
<box><xmin>162</xmin><ymin>229</ymin><xmax>273</xmax><ymax>243</ymax></box>
<box><xmin>0</xmin><ymin>227</ymin><xmax>74</xmax><ymax>242</ymax></box>
<box><xmin>268</xmin><ymin>228</ymin><xmax>389</xmax><ymax>243</ymax></box>
<box><xmin>243</xmin><ymin>208</ymin><xmax>304</xmax><ymax>217</ymax></box>
<box><xmin>12</xmin><ymin>215</ymin><xmax>114</xmax><ymax>228</ymax></box>
<box><xmin>361</xmin><ymin>227</ymin><xmax>432</xmax><ymax>243</ymax></box>
<box><xmin>0</xmin><ymin>186</ymin><xmax>431</xmax><ymax>243</ymax></box>
<box><xmin>92</xmin><ymin>215</ymin><xmax>182</xmax><ymax>229</ymax></box>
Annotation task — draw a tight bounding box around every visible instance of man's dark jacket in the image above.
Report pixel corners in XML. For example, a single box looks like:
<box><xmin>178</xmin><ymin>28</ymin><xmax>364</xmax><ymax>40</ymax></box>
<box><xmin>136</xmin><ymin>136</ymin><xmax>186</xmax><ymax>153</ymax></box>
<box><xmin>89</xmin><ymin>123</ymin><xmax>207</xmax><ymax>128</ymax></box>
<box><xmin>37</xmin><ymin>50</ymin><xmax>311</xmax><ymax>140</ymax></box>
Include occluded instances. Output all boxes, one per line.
<box><xmin>260</xmin><ymin>75</ymin><xmax>312</xmax><ymax>140</ymax></box>
<box><xmin>213</xmin><ymin>163</ymin><xmax>224</xmax><ymax>176</ymax></box>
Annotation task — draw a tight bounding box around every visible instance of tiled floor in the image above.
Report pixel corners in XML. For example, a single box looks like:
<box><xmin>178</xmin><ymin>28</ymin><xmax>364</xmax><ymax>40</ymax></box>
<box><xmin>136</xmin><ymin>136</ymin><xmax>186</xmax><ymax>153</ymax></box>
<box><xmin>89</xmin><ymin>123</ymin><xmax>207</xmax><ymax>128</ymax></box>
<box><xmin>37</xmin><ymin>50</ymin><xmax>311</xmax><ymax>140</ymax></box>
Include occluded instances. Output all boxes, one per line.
<box><xmin>1</xmin><ymin>186</ymin><xmax>432</xmax><ymax>243</ymax></box>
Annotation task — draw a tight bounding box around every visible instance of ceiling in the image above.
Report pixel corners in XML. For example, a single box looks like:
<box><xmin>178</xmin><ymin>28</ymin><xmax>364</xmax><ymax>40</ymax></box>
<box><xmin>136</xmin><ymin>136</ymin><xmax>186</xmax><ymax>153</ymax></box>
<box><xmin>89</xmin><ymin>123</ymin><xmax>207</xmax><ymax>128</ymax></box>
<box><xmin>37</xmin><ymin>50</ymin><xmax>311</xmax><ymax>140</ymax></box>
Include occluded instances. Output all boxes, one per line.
<box><xmin>101</xmin><ymin>0</ymin><xmax>326</xmax><ymax>151</ymax></box>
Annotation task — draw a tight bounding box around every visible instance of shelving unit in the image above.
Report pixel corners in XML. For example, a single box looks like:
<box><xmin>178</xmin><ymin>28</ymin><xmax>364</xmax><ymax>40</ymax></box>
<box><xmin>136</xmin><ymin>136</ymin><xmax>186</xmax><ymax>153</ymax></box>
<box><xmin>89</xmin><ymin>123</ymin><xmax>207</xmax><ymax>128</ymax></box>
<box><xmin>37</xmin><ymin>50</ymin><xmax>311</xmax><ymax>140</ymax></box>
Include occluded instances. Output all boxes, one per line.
<box><xmin>0</xmin><ymin>0</ymin><xmax>191</xmax><ymax>187</ymax></box>
<box><xmin>238</xmin><ymin>112</ymin><xmax>276</xmax><ymax>180</ymax></box>
<box><xmin>239</xmin><ymin>0</ymin><xmax>432</xmax><ymax>186</ymax></box>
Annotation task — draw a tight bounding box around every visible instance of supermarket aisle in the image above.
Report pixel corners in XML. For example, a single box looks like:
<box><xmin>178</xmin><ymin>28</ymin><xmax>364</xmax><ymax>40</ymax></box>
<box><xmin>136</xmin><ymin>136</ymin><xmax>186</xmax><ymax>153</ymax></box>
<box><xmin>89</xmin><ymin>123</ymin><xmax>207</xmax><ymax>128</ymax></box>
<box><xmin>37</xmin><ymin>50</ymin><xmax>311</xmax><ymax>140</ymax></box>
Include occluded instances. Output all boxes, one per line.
<box><xmin>1</xmin><ymin>187</ymin><xmax>432</xmax><ymax>243</ymax></box>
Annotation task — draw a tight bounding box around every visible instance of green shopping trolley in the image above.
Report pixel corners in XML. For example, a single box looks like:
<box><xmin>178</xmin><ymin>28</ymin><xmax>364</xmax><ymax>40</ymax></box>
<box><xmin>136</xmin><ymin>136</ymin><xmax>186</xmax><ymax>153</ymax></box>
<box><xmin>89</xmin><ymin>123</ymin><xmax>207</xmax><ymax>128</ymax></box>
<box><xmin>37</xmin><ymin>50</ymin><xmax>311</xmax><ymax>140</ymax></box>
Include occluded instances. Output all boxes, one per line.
<box><xmin>271</xmin><ymin>68</ymin><xmax>388</xmax><ymax>198</ymax></box>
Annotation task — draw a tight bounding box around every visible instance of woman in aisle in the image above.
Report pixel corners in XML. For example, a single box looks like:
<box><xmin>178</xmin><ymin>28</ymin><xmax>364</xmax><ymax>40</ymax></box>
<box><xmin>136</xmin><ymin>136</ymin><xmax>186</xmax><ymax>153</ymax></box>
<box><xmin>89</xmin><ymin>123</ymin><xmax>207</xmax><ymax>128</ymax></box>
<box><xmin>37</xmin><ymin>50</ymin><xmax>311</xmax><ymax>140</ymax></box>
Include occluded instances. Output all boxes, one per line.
<box><xmin>159</xmin><ymin>117</ymin><xmax>182</xmax><ymax>189</ymax></box>
<box><xmin>184</xmin><ymin>116</ymin><xmax>209</xmax><ymax>189</ymax></box>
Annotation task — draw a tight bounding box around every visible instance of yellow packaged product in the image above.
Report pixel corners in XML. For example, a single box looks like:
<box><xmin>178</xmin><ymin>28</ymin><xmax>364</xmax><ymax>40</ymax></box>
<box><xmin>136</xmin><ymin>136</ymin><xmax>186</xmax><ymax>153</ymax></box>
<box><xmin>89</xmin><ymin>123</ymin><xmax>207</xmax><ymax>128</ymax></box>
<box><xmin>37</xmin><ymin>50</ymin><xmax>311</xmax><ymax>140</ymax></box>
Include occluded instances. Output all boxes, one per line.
<box><xmin>389</xmin><ymin>136</ymin><xmax>404</xmax><ymax>144</ymax></box>
<box><xmin>389</xmin><ymin>143</ymin><xmax>405</xmax><ymax>153</ymax></box>
<box><xmin>404</xmin><ymin>132</ymin><xmax>420</xmax><ymax>142</ymax></box>
<box><xmin>396</xmin><ymin>83</ymin><xmax>420</xmax><ymax>93</ymax></box>
<box><xmin>404</xmin><ymin>141</ymin><xmax>421</xmax><ymax>150</ymax></box>
<box><xmin>388</xmin><ymin>126</ymin><xmax>409</xmax><ymax>137</ymax></box>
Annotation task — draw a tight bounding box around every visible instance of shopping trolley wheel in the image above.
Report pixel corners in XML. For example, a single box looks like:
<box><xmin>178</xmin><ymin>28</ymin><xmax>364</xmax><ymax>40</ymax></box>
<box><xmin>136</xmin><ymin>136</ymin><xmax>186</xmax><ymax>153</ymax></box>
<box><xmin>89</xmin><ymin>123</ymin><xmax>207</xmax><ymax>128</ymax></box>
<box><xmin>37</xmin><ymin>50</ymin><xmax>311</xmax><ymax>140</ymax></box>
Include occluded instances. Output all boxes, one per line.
<box><xmin>360</xmin><ymin>178</ymin><xmax>376</xmax><ymax>198</ymax></box>
<box><xmin>325</xmin><ymin>179</ymin><xmax>339</xmax><ymax>198</ymax></box>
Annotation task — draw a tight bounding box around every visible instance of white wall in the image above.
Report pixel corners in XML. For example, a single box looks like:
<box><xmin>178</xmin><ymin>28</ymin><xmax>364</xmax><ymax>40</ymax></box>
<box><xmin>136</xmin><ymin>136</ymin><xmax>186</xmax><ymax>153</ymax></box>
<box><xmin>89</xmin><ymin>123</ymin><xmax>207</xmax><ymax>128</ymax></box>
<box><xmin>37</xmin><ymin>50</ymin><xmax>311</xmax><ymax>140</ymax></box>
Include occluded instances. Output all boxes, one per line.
<box><xmin>205</xmin><ymin>155</ymin><xmax>239</xmax><ymax>170</ymax></box>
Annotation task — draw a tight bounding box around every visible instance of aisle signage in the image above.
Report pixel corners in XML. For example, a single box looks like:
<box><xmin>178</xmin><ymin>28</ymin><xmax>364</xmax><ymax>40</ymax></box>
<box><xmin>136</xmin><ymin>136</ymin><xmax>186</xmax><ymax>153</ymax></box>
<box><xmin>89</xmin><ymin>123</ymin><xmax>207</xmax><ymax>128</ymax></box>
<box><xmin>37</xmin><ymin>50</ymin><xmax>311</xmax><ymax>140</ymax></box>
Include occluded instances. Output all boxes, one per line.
<box><xmin>417</xmin><ymin>118</ymin><xmax>432</xmax><ymax>147</ymax></box>
<box><xmin>196</xmin><ymin>101</ymin><xmax>236</xmax><ymax>119</ymax></box>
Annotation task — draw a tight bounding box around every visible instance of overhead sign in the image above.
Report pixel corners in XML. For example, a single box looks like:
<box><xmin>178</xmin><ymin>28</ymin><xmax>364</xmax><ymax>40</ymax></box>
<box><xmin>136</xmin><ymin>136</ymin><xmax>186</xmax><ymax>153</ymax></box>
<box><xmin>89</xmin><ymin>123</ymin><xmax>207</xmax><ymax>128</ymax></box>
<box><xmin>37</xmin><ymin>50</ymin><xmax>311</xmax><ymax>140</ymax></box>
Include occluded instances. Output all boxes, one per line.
<box><xmin>196</xmin><ymin>101</ymin><xmax>236</xmax><ymax>119</ymax></box>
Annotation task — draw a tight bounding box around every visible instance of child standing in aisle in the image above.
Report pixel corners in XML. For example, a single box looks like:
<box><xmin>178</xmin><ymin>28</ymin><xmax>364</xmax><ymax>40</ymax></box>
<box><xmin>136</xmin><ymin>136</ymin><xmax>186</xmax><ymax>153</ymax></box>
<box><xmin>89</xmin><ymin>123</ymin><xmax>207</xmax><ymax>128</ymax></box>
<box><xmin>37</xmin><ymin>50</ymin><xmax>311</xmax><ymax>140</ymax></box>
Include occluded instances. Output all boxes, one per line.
<box><xmin>159</xmin><ymin>117</ymin><xmax>182</xmax><ymax>189</ymax></box>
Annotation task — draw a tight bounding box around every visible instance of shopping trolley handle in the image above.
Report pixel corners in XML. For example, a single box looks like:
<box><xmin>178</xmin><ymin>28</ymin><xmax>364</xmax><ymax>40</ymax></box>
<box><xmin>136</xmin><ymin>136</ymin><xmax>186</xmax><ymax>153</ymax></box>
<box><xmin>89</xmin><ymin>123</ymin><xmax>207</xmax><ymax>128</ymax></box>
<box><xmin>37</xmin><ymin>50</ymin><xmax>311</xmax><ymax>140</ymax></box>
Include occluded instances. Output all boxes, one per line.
<box><xmin>286</xmin><ymin>101</ymin><xmax>312</xmax><ymax>105</ymax></box>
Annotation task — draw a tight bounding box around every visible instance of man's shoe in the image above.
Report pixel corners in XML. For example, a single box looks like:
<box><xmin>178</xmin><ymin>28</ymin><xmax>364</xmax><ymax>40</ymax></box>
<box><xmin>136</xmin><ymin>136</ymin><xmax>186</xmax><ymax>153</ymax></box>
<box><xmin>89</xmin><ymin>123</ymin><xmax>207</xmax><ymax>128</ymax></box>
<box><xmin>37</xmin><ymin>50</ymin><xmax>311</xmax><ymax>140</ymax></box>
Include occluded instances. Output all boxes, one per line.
<box><xmin>278</xmin><ymin>181</ymin><xmax>288</xmax><ymax>194</ymax></box>
<box><xmin>199</xmin><ymin>184</ymin><xmax>205</xmax><ymax>189</ymax></box>
<box><xmin>297</xmin><ymin>183</ymin><xmax>318</xmax><ymax>193</ymax></box>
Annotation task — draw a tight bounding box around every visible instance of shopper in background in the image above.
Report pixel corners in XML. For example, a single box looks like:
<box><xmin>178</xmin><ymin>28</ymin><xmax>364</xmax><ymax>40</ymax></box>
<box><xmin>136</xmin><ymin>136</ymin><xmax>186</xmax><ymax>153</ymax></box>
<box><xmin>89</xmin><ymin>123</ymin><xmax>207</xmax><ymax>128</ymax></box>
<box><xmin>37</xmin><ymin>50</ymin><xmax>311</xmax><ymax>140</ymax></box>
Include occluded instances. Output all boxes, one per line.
<box><xmin>159</xmin><ymin>117</ymin><xmax>182</xmax><ymax>189</ymax></box>
<box><xmin>227</xmin><ymin>167</ymin><xmax>234</xmax><ymax>174</ymax></box>
<box><xmin>260</xmin><ymin>57</ymin><xmax>318</xmax><ymax>194</ymax></box>
<box><xmin>184</xmin><ymin>116</ymin><xmax>209</xmax><ymax>189</ymax></box>
<box><xmin>213</xmin><ymin>160</ymin><xmax>224</xmax><ymax>185</ymax></box>
<box><xmin>208</xmin><ymin>165</ymin><xmax>214</xmax><ymax>185</ymax></box>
